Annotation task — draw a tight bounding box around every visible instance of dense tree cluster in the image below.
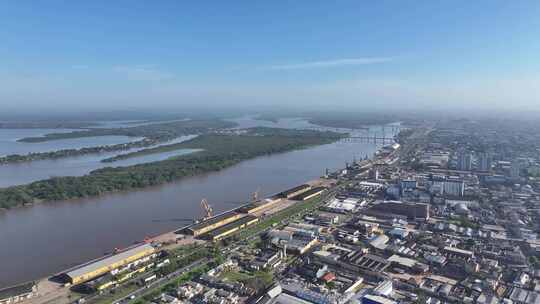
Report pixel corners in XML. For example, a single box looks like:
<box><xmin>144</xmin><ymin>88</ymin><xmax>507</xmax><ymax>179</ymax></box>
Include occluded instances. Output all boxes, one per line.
<box><xmin>17</xmin><ymin>119</ymin><xmax>236</xmax><ymax>142</ymax></box>
<box><xmin>0</xmin><ymin>138</ymin><xmax>160</xmax><ymax>164</ymax></box>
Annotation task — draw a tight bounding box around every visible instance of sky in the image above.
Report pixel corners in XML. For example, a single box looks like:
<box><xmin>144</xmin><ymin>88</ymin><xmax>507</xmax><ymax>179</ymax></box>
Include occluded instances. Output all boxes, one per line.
<box><xmin>1</xmin><ymin>1</ymin><xmax>539</xmax><ymax>114</ymax></box>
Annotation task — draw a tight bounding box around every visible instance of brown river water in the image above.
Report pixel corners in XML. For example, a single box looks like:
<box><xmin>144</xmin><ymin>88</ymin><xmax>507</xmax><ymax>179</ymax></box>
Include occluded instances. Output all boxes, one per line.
<box><xmin>0</xmin><ymin>118</ymin><xmax>397</xmax><ymax>287</ymax></box>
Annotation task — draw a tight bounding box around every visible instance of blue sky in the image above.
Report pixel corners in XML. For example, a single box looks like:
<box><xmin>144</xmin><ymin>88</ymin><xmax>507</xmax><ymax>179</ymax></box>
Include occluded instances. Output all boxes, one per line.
<box><xmin>1</xmin><ymin>1</ymin><xmax>539</xmax><ymax>112</ymax></box>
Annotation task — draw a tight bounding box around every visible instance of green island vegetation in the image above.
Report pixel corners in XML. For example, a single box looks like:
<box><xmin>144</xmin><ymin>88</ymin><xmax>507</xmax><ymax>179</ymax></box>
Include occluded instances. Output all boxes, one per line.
<box><xmin>0</xmin><ymin>138</ymin><xmax>161</xmax><ymax>164</ymax></box>
<box><xmin>0</xmin><ymin>121</ymin><xmax>99</xmax><ymax>129</ymax></box>
<box><xmin>101</xmin><ymin>127</ymin><xmax>342</xmax><ymax>162</ymax></box>
<box><xmin>17</xmin><ymin>118</ymin><xmax>235</xmax><ymax>142</ymax></box>
<box><xmin>0</xmin><ymin>128</ymin><xmax>343</xmax><ymax>209</ymax></box>
<box><xmin>0</xmin><ymin>119</ymin><xmax>236</xmax><ymax>165</ymax></box>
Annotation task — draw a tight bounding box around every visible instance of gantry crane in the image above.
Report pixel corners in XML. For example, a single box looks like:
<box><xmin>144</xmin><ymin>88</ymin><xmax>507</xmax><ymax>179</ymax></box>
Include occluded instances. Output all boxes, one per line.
<box><xmin>200</xmin><ymin>198</ymin><xmax>213</xmax><ymax>219</ymax></box>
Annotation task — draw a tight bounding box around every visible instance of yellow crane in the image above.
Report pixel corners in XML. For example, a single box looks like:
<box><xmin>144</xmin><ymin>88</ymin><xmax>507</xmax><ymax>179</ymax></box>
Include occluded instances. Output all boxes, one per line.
<box><xmin>200</xmin><ymin>198</ymin><xmax>213</xmax><ymax>219</ymax></box>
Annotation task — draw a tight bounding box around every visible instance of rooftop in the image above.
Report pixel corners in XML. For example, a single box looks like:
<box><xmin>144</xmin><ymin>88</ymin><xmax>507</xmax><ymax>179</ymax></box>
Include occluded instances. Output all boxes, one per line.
<box><xmin>206</xmin><ymin>215</ymin><xmax>258</xmax><ymax>237</ymax></box>
<box><xmin>291</xmin><ymin>187</ymin><xmax>326</xmax><ymax>200</ymax></box>
<box><xmin>188</xmin><ymin>211</ymin><xmax>240</xmax><ymax>231</ymax></box>
<box><xmin>0</xmin><ymin>282</ymin><xmax>35</xmax><ymax>300</ymax></box>
<box><xmin>279</xmin><ymin>184</ymin><xmax>311</xmax><ymax>197</ymax></box>
<box><xmin>65</xmin><ymin>243</ymin><xmax>155</xmax><ymax>280</ymax></box>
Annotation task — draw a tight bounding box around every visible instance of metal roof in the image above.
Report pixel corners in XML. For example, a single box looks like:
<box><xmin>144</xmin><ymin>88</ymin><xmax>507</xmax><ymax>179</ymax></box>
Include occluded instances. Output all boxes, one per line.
<box><xmin>66</xmin><ymin>243</ymin><xmax>154</xmax><ymax>279</ymax></box>
<box><xmin>189</xmin><ymin>211</ymin><xmax>240</xmax><ymax>231</ymax></box>
<box><xmin>207</xmin><ymin>215</ymin><xmax>258</xmax><ymax>237</ymax></box>
<box><xmin>280</xmin><ymin>184</ymin><xmax>311</xmax><ymax>197</ymax></box>
<box><xmin>0</xmin><ymin>282</ymin><xmax>35</xmax><ymax>300</ymax></box>
<box><xmin>292</xmin><ymin>187</ymin><xmax>326</xmax><ymax>200</ymax></box>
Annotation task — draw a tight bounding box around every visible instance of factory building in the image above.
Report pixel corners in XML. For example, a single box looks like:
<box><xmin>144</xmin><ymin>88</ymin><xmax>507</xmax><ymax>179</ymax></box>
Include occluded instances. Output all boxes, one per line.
<box><xmin>185</xmin><ymin>211</ymin><xmax>244</xmax><ymax>237</ymax></box>
<box><xmin>60</xmin><ymin>243</ymin><xmax>156</xmax><ymax>285</ymax></box>
<box><xmin>279</xmin><ymin>184</ymin><xmax>312</xmax><ymax>199</ymax></box>
<box><xmin>291</xmin><ymin>187</ymin><xmax>326</xmax><ymax>201</ymax></box>
<box><xmin>205</xmin><ymin>215</ymin><xmax>259</xmax><ymax>241</ymax></box>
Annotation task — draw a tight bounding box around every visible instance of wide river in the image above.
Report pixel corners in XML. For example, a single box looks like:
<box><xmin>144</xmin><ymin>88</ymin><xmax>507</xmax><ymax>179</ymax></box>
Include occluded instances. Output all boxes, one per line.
<box><xmin>0</xmin><ymin>129</ymin><xmax>142</xmax><ymax>157</ymax></box>
<box><xmin>0</xmin><ymin>118</ymin><xmax>398</xmax><ymax>287</ymax></box>
<box><xmin>0</xmin><ymin>135</ymin><xmax>199</xmax><ymax>187</ymax></box>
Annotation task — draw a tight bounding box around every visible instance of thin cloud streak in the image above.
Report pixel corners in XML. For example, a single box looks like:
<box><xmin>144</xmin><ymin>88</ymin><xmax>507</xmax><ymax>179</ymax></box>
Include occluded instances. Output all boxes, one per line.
<box><xmin>111</xmin><ymin>65</ymin><xmax>175</xmax><ymax>82</ymax></box>
<box><xmin>264</xmin><ymin>57</ymin><xmax>393</xmax><ymax>70</ymax></box>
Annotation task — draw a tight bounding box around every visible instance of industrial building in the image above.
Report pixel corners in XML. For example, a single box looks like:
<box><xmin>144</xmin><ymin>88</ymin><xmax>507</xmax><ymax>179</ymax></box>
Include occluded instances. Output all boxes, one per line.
<box><xmin>341</xmin><ymin>252</ymin><xmax>390</xmax><ymax>274</ymax></box>
<box><xmin>81</xmin><ymin>262</ymin><xmax>154</xmax><ymax>292</ymax></box>
<box><xmin>443</xmin><ymin>246</ymin><xmax>474</xmax><ymax>259</ymax></box>
<box><xmin>362</xmin><ymin>294</ymin><xmax>397</xmax><ymax>304</ymax></box>
<box><xmin>0</xmin><ymin>282</ymin><xmax>37</xmax><ymax>304</ymax></box>
<box><xmin>364</xmin><ymin>201</ymin><xmax>430</xmax><ymax>220</ymax></box>
<box><xmin>279</xmin><ymin>184</ymin><xmax>312</xmax><ymax>199</ymax></box>
<box><xmin>205</xmin><ymin>215</ymin><xmax>259</xmax><ymax>241</ymax></box>
<box><xmin>388</xmin><ymin>255</ymin><xmax>429</xmax><ymax>273</ymax></box>
<box><xmin>323</xmin><ymin>197</ymin><xmax>365</xmax><ymax>213</ymax></box>
<box><xmin>236</xmin><ymin>197</ymin><xmax>282</xmax><ymax>214</ymax></box>
<box><xmin>185</xmin><ymin>211</ymin><xmax>244</xmax><ymax>237</ymax></box>
<box><xmin>60</xmin><ymin>243</ymin><xmax>156</xmax><ymax>285</ymax></box>
<box><xmin>291</xmin><ymin>187</ymin><xmax>326</xmax><ymax>201</ymax></box>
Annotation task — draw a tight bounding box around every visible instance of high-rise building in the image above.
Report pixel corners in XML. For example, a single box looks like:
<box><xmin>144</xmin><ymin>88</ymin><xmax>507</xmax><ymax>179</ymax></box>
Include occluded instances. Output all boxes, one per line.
<box><xmin>477</xmin><ymin>152</ymin><xmax>493</xmax><ymax>172</ymax></box>
<box><xmin>457</xmin><ymin>151</ymin><xmax>473</xmax><ymax>171</ymax></box>
<box><xmin>429</xmin><ymin>175</ymin><xmax>464</xmax><ymax>197</ymax></box>
<box><xmin>511</xmin><ymin>161</ymin><xmax>521</xmax><ymax>179</ymax></box>
<box><xmin>443</xmin><ymin>179</ymin><xmax>465</xmax><ymax>196</ymax></box>
<box><xmin>400</xmin><ymin>179</ymin><xmax>417</xmax><ymax>194</ymax></box>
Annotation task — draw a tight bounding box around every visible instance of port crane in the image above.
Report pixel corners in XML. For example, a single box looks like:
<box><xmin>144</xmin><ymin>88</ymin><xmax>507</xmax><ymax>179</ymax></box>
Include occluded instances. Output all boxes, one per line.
<box><xmin>200</xmin><ymin>198</ymin><xmax>213</xmax><ymax>219</ymax></box>
<box><xmin>252</xmin><ymin>187</ymin><xmax>261</xmax><ymax>203</ymax></box>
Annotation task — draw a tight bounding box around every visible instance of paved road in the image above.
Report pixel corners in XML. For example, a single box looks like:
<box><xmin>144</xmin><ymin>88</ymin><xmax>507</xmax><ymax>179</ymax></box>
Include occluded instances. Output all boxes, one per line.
<box><xmin>113</xmin><ymin>258</ymin><xmax>208</xmax><ymax>304</ymax></box>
